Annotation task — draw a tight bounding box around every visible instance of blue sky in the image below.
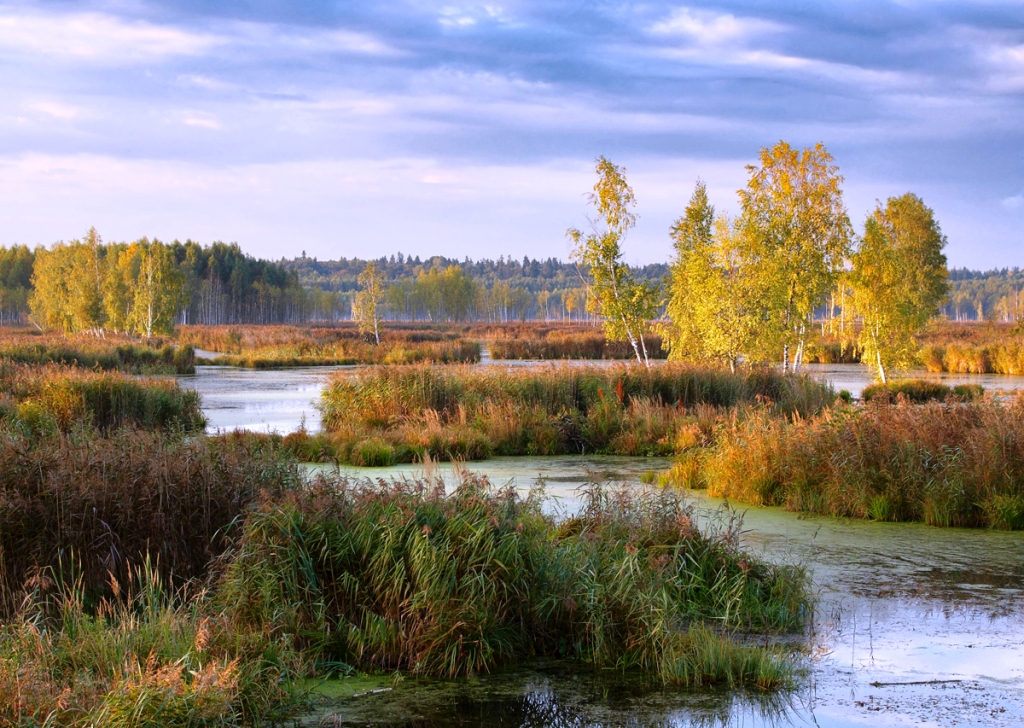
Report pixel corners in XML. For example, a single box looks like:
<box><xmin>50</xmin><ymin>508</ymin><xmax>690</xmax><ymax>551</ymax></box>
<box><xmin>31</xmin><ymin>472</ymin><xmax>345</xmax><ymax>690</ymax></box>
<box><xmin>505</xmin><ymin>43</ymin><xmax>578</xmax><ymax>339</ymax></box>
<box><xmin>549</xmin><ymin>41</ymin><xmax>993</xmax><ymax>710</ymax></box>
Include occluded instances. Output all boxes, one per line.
<box><xmin>1</xmin><ymin>1</ymin><xmax>1022</xmax><ymax>267</ymax></box>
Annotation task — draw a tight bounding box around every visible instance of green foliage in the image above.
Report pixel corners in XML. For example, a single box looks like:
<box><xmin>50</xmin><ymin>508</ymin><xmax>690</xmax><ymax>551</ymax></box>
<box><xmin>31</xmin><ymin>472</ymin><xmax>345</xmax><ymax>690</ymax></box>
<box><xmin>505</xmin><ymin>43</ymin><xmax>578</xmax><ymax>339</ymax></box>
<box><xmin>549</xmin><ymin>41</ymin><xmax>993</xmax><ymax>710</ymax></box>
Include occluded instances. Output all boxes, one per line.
<box><xmin>861</xmin><ymin>379</ymin><xmax>954</xmax><ymax>403</ymax></box>
<box><xmin>737</xmin><ymin>142</ymin><xmax>853</xmax><ymax>369</ymax></box>
<box><xmin>850</xmin><ymin>193</ymin><xmax>949</xmax><ymax>382</ymax></box>
<box><xmin>664</xmin><ymin>182</ymin><xmax>765</xmax><ymax>370</ymax></box>
<box><xmin>568</xmin><ymin>157</ymin><xmax>660</xmax><ymax>365</ymax></box>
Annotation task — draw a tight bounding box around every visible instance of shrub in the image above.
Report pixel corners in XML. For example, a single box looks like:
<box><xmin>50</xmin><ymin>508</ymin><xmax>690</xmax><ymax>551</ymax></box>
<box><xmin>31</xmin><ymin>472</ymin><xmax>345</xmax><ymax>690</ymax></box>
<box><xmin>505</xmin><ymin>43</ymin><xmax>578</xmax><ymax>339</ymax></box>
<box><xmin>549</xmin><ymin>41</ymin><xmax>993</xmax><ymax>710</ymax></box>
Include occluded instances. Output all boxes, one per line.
<box><xmin>862</xmin><ymin>379</ymin><xmax>952</xmax><ymax>403</ymax></box>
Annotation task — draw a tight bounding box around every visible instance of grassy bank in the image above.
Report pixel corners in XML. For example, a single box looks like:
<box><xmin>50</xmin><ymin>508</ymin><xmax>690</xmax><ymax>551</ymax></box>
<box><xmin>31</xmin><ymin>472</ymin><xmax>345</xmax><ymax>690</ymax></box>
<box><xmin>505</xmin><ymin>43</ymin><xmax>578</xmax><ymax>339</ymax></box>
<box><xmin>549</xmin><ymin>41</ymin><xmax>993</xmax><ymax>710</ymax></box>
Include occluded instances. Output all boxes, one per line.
<box><xmin>179</xmin><ymin>324</ymin><xmax>480</xmax><ymax>367</ymax></box>
<box><xmin>221</xmin><ymin>478</ymin><xmax>807</xmax><ymax>686</ymax></box>
<box><xmin>0</xmin><ymin>362</ymin><xmax>205</xmax><ymax>435</ymax></box>
<box><xmin>489</xmin><ymin>331</ymin><xmax>667</xmax><ymax>360</ymax></box>
<box><xmin>312</xmin><ymin>363</ymin><xmax>834</xmax><ymax>464</ymax></box>
<box><xmin>672</xmin><ymin>398</ymin><xmax>1024</xmax><ymax>529</ymax></box>
<box><xmin>0</xmin><ymin>448</ymin><xmax>811</xmax><ymax>725</ymax></box>
<box><xmin>0</xmin><ymin>329</ymin><xmax>194</xmax><ymax>373</ymax></box>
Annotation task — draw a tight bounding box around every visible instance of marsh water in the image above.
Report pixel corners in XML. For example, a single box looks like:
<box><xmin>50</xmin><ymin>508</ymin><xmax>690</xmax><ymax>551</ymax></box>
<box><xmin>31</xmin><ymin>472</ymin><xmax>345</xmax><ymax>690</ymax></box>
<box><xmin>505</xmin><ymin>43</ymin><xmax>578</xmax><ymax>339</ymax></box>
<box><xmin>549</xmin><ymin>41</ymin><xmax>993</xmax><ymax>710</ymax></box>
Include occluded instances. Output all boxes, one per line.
<box><xmin>174</xmin><ymin>365</ymin><xmax>1024</xmax><ymax>726</ymax></box>
<box><xmin>305</xmin><ymin>457</ymin><xmax>1024</xmax><ymax>727</ymax></box>
<box><xmin>177</xmin><ymin>361</ymin><xmax>1024</xmax><ymax>434</ymax></box>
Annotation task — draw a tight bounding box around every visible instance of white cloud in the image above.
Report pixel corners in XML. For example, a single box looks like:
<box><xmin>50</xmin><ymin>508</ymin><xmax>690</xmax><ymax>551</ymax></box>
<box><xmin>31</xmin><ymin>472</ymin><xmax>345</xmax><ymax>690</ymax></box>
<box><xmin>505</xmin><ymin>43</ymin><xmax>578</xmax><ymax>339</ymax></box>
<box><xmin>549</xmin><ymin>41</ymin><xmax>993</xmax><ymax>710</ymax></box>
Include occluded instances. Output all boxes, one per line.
<box><xmin>180</xmin><ymin>113</ymin><xmax>222</xmax><ymax>130</ymax></box>
<box><xmin>1003</xmin><ymin>193</ymin><xmax>1024</xmax><ymax>210</ymax></box>
<box><xmin>0</xmin><ymin>11</ymin><xmax>220</xmax><ymax>63</ymax></box>
<box><xmin>27</xmin><ymin>100</ymin><xmax>85</xmax><ymax>120</ymax></box>
<box><xmin>650</xmin><ymin>7</ymin><xmax>782</xmax><ymax>45</ymax></box>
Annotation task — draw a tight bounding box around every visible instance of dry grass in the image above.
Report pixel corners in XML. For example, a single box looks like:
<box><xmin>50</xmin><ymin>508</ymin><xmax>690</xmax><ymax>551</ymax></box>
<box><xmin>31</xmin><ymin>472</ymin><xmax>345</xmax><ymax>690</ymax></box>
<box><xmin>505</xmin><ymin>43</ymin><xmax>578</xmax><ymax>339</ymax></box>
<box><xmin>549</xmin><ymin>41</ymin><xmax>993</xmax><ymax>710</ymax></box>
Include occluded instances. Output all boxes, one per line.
<box><xmin>311</xmin><ymin>362</ymin><xmax>833</xmax><ymax>464</ymax></box>
<box><xmin>0</xmin><ymin>327</ymin><xmax>193</xmax><ymax>374</ymax></box>
<box><xmin>0</xmin><ymin>428</ymin><xmax>301</xmax><ymax>617</ymax></box>
<box><xmin>686</xmin><ymin>397</ymin><xmax>1024</xmax><ymax>529</ymax></box>
<box><xmin>0</xmin><ymin>362</ymin><xmax>204</xmax><ymax>435</ymax></box>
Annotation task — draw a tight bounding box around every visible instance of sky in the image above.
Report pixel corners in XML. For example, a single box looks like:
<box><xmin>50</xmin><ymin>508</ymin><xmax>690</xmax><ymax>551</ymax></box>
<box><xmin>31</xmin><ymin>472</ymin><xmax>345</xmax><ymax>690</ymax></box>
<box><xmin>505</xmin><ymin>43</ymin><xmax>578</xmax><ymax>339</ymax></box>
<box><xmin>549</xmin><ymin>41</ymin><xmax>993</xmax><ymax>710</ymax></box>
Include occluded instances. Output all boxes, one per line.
<box><xmin>1</xmin><ymin>1</ymin><xmax>1022</xmax><ymax>268</ymax></box>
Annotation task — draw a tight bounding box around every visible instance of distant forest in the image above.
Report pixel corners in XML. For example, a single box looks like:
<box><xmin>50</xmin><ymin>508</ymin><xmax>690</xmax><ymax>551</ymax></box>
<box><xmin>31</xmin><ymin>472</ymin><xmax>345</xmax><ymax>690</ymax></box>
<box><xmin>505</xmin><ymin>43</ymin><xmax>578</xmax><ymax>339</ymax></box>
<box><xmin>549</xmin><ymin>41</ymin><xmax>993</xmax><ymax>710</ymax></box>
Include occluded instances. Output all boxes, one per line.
<box><xmin>0</xmin><ymin>239</ymin><xmax>1018</xmax><ymax>327</ymax></box>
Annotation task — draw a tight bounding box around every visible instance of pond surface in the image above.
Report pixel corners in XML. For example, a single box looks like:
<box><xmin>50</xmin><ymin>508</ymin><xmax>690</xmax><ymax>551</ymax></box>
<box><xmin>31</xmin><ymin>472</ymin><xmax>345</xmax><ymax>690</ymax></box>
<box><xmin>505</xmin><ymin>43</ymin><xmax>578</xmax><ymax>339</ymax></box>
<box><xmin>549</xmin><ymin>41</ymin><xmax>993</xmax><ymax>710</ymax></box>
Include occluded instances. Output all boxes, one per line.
<box><xmin>304</xmin><ymin>456</ymin><xmax>1024</xmax><ymax>727</ymax></box>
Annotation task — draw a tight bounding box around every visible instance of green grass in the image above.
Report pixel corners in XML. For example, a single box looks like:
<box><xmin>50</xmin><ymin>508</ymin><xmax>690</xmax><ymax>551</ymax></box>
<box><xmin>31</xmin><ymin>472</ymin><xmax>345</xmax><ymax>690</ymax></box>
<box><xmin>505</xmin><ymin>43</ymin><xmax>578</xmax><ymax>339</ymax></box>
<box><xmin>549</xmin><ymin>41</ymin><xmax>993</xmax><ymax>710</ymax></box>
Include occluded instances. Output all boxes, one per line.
<box><xmin>310</xmin><ymin>362</ymin><xmax>834</xmax><ymax>464</ymax></box>
<box><xmin>861</xmin><ymin>378</ymin><xmax>983</xmax><ymax>403</ymax></box>
<box><xmin>0</xmin><ymin>330</ymin><xmax>194</xmax><ymax>374</ymax></box>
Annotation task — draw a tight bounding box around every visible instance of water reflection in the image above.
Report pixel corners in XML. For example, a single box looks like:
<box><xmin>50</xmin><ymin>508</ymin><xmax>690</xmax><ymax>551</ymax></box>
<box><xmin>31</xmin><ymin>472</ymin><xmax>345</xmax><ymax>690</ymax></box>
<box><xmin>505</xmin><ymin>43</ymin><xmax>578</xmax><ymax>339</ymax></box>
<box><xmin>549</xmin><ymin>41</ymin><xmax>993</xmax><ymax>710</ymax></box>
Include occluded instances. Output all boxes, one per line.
<box><xmin>313</xmin><ymin>662</ymin><xmax>800</xmax><ymax>728</ymax></box>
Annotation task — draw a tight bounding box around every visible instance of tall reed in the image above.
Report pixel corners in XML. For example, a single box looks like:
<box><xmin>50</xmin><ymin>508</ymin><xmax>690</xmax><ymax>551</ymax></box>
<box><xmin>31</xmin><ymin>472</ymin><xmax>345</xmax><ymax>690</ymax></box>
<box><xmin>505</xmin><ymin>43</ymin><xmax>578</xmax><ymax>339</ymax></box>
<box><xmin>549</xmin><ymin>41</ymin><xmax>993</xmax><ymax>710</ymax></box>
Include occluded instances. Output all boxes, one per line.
<box><xmin>691</xmin><ymin>398</ymin><xmax>1024</xmax><ymax>529</ymax></box>
<box><xmin>313</xmin><ymin>363</ymin><xmax>832</xmax><ymax>463</ymax></box>
<box><xmin>217</xmin><ymin>476</ymin><xmax>808</xmax><ymax>686</ymax></box>
<box><xmin>0</xmin><ymin>362</ymin><xmax>205</xmax><ymax>434</ymax></box>
<box><xmin>0</xmin><ymin>328</ymin><xmax>193</xmax><ymax>373</ymax></box>
<box><xmin>0</xmin><ymin>428</ymin><xmax>302</xmax><ymax>616</ymax></box>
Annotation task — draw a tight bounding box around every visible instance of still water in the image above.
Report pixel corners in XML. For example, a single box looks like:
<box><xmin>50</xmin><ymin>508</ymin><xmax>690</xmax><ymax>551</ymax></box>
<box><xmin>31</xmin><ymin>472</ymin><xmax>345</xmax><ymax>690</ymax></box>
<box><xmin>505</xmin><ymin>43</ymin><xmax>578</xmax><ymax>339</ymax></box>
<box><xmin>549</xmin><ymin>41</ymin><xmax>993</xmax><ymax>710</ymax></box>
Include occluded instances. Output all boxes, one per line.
<box><xmin>174</xmin><ymin>367</ymin><xmax>1024</xmax><ymax>725</ymax></box>
<box><xmin>177</xmin><ymin>362</ymin><xmax>1024</xmax><ymax>435</ymax></box>
<box><xmin>306</xmin><ymin>457</ymin><xmax>1024</xmax><ymax>727</ymax></box>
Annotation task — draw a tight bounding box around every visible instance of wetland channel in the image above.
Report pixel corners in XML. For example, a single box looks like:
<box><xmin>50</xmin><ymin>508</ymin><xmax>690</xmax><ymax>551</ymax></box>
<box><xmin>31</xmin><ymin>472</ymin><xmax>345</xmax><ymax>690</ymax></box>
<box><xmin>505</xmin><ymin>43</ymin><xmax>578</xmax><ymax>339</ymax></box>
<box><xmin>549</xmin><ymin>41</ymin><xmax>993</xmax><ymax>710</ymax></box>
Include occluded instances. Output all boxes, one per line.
<box><xmin>174</xmin><ymin>364</ymin><xmax>1024</xmax><ymax>727</ymax></box>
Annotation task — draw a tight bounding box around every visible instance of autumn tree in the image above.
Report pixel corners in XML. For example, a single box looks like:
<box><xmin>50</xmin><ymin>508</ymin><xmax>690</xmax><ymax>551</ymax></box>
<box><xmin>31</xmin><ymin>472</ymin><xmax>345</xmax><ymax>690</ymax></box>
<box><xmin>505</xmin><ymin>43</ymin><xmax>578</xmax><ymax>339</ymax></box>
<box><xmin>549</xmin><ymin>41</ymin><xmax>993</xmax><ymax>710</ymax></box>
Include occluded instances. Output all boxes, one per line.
<box><xmin>850</xmin><ymin>193</ymin><xmax>949</xmax><ymax>383</ymax></box>
<box><xmin>665</xmin><ymin>182</ymin><xmax>764</xmax><ymax>371</ymax></box>
<box><xmin>354</xmin><ymin>260</ymin><xmax>386</xmax><ymax>344</ymax></box>
<box><xmin>739</xmin><ymin>142</ymin><xmax>852</xmax><ymax>371</ymax></box>
<box><xmin>30</xmin><ymin>228</ymin><xmax>106</xmax><ymax>334</ymax></box>
<box><xmin>568</xmin><ymin>157</ymin><xmax>659</xmax><ymax>366</ymax></box>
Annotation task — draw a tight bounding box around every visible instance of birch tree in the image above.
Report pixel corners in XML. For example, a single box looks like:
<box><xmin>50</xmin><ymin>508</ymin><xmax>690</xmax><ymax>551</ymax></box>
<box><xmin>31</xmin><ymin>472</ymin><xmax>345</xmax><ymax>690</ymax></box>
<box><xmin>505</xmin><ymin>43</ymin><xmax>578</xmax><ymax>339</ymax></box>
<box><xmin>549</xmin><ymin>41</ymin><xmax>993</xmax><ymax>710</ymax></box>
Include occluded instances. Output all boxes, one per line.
<box><xmin>850</xmin><ymin>193</ymin><xmax>949</xmax><ymax>383</ymax></box>
<box><xmin>664</xmin><ymin>182</ymin><xmax>764</xmax><ymax>371</ymax></box>
<box><xmin>568</xmin><ymin>157</ymin><xmax>659</xmax><ymax>367</ymax></box>
<box><xmin>354</xmin><ymin>261</ymin><xmax>386</xmax><ymax>343</ymax></box>
<box><xmin>739</xmin><ymin>142</ymin><xmax>852</xmax><ymax>371</ymax></box>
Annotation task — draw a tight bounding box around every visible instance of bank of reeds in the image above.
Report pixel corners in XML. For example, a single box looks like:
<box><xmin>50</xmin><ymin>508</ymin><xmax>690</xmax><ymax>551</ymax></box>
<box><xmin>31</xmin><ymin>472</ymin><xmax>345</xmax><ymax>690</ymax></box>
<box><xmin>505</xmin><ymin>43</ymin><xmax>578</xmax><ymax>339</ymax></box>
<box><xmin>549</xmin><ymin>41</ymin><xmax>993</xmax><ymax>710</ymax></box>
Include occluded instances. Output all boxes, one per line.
<box><xmin>0</xmin><ymin>560</ymin><xmax>303</xmax><ymax>727</ymax></box>
<box><xmin>313</xmin><ymin>363</ymin><xmax>833</xmax><ymax>464</ymax></box>
<box><xmin>0</xmin><ymin>428</ymin><xmax>301</xmax><ymax>616</ymax></box>
<box><xmin>0</xmin><ymin>362</ymin><xmax>205</xmax><ymax>435</ymax></box>
<box><xmin>0</xmin><ymin>460</ymin><xmax>810</xmax><ymax>725</ymax></box>
<box><xmin>179</xmin><ymin>324</ymin><xmax>479</xmax><ymax>367</ymax></box>
<box><xmin>489</xmin><ymin>331</ymin><xmax>667</xmax><ymax>360</ymax></box>
<box><xmin>862</xmin><ymin>379</ymin><xmax>984</xmax><ymax>403</ymax></box>
<box><xmin>680</xmin><ymin>398</ymin><xmax>1024</xmax><ymax>529</ymax></box>
<box><xmin>219</xmin><ymin>477</ymin><xmax>807</xmax><ymax>686</ymax></box>
<box><xmin>0</xmin><ymin>329</ymin><xmax>194</xmax><ymax>373</ymax></box>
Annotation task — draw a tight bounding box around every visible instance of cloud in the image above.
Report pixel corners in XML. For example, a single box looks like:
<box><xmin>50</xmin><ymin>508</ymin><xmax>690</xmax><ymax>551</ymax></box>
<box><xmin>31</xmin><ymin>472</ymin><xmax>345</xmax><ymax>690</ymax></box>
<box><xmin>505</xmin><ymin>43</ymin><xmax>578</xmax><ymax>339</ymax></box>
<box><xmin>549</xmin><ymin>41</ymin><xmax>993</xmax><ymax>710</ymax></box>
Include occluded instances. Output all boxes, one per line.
<box><xmin>1003</xmin><ymin>193</ymin><xmax>1024</xmax><ymax>211</ymax></box>
<box><xmin>650</xmin><ymin>6</ymin><xmax>782</xmax><ymax>45</ymax></box>
<box><xmin>27</xmin><ymin>100</ymin><xmax>84</xmax><ymax>120</ymax></box>
<box><xmin>0</xmin><ymin>11</ymin><xmax>220</xmax><ymax>63</ymax></box>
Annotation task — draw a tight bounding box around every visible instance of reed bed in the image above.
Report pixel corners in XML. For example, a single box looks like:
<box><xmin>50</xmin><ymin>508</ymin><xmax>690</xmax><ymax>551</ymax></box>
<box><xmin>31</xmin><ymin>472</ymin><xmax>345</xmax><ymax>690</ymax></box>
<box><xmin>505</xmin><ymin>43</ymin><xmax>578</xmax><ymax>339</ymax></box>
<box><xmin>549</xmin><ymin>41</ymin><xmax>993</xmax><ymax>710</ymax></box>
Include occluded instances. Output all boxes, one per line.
<box><xmin>218</xmin><ymin>476</ymin><xmax>808</xmax><ymax>685</ymax></box>
<box><xmin>313</xmin><ymin>363</ymin><xmax>833</xmax><ymax>464</ymax></box>
<box><xmin>489</xmin><ymin>331</ymin><xmax>667</xmax><ymax>360</ymax></box>
<box><xmin>0</xmin><ymin>428</ymin><xmax>301</xmax><ymax>616</ymax></box>
<box><xmin>0</xmin><ymin>362</ymin><xmax>205</xmax><ymax>435</ymax></box>
<box><xmin>0</xmin><ymin>463</ymin><xmax>810</xmax><ymax>726</ymax></box>
<box><xmin>683</xmin><ymin>398</ymin><xmax>1024</xmax><ymax>529</ymax></box>
<box><xmin>0</xmin><ymin>561</ymin><xmax>302</xmax><ymax>727</ymax></box>
<box><xmin>861</xmin><ymin>379</ymin><xmax>984</xmax><ymax>403</ymax></box>
<box><xmin>179</xmin><ymin>324</ymin><xmax>480</xmax><ymax>367</ymax></box>
<box><xmin>0</xmin><ymin>328</ymin><xmax>193</xmax><ymax>374</ymax></box>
